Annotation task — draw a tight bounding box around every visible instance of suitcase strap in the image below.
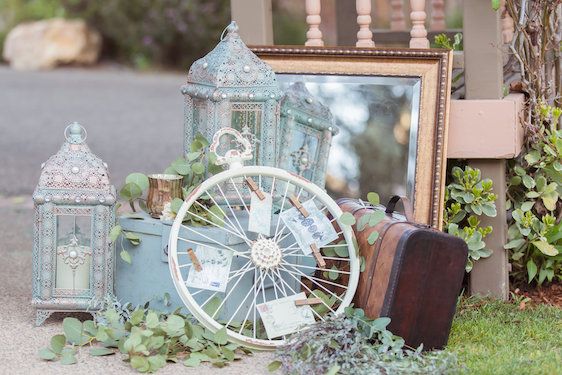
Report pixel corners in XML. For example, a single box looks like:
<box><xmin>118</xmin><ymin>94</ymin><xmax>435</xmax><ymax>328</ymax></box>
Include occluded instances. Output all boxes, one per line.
<box><xmin>385</xmin><ymin>195</ymin><xmax>414</xmax><ymax>222</ymax></box>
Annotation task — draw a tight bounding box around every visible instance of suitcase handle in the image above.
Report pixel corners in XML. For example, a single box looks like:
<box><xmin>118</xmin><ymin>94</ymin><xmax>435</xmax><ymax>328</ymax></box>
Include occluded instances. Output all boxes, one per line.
<box><xmin>385</xmin><ymin>195</ymin><xmax>414</xmax><ymax>222</ymax></box>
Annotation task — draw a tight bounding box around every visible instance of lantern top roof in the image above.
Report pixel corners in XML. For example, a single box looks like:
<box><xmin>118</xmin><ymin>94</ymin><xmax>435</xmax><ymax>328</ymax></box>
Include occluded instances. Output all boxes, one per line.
<box><xmin>34</xmin><ymin>123</ymin><xmax>116</xmax><ymax>205</ymax></box>
<box><xmin>186</xmin><ymin>22</ymin><xmax>279</xmax><ymax>90</ymax></box>
<box><xmin>281</xmin><ymin>82</ymin><xmax>338</xmax><ymax>135</ymax></box>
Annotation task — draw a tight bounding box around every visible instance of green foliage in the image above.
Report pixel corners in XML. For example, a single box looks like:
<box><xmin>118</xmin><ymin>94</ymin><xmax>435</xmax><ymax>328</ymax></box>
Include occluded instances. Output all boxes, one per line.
<box><xmin>113</xmin><ymin>134</ymin><xmax>225</xmax><ymax>263</ymax></box>
<box><xmin>443</xmin><ymin>166</ymin><xmax>497</xmax><ymax>272</ymax></box>
<box><xmin>433</xmin><ymin>33</ymin><xmax>463</xmax><ymax>51</ymax></box>
<box><xmin>353</xmin><ymin>191</ymin><xmax>384</xmax><ymax>246</ymax></box>
<box><xmin>271</xmin><ymin>307</ymin><xmax>458</xmax><ymax>374</ymax></box>
<box><xmin>38</xmin><ymin>298</ymin><xmax>251</xmax><ymax>372</ymax></box>
<box><xmin>506</xmin><ymin>103</ymin><xmax>561</xmax><ymax>285</ymax></box>
<box><xmin>108</xmin><ymin>224</ymin><xmax>141</xmax><ymax>264</ymax></box>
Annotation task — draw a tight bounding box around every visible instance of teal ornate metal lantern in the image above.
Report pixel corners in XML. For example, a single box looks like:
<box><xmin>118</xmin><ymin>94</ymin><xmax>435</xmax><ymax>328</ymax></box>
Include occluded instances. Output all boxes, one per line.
<box><xmin>278</xmin><ymin>82</ymin><xmax>338</xmax><ymax>188</ymax></box>
<box><xmin>32</xmin><ymin>123</ymin><xmax>116</xmax><ymax>326</ymax></box>
<box><xmin>181</xmin><ymin>22</ymin><xmax>282</xmax><ymax>171</ymax></box>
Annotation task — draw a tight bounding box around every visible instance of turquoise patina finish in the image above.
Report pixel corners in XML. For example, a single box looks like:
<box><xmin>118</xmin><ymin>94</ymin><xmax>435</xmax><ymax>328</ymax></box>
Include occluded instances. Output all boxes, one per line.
<box><xmin>32</xmin><ymin>123</ymin><xmax>116</xmax><ymax>326</ymax></box>
<box><xmin>115</xmin><ymin>214</ymin><xmax>307</xmax><ymax>317</ymax></box>
<box><xmin>278</xmin><ymin>82</ymin><xmax>338</xmax><ymax>188</ymax></box>
<box><xmin>181</xmin><ymin>22</ymin><xmax>283</xmax><ymax>172</ymax></box>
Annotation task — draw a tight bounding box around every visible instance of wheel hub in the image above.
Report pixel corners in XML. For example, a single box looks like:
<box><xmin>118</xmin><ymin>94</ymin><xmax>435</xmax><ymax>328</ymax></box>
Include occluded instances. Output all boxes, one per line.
<box><xmin>250</xmin><ymin>238</ymin><xmax>282</xmax><ymax>269</ymax></box>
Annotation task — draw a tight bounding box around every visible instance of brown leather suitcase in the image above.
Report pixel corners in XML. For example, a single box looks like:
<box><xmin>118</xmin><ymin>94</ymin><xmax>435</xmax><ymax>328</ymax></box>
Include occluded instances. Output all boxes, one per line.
<box><xmin>338</xmin><ymin>197</ymin><xmax>468</xmax><ymax>350</ymax></box>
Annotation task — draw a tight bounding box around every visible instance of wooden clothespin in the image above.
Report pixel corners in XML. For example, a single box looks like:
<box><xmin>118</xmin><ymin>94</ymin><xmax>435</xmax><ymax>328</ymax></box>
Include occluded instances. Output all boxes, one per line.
<box><xmin>295</xmin><ymin>298</ymin><xmax>322</xmax><ymax>306</ymax></box>
<box><xmin>289</xmin><ymin>195</ymin><xmax>309</xmax><ymax>217</ymax></box>
<box><xmin>245</xmin><ymin>177</ymin><xmax>265</xmax><ymax>200</ymax></box>
<box><xmin>310</xmin><ymin>244</ymin><xmax>326</xmax><ymax>268</ymax></box>
<box><xmin>187</xmin><ymin>248</ymin><xmax>202</xmax><ymax>272</ymax></box>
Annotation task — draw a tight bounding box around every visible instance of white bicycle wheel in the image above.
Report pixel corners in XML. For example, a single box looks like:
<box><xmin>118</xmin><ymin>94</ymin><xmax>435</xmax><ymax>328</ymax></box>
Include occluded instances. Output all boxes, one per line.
<box><xmin>168</xmin><ymin>166</ymin><xmax>359</xmax><ymax>350</ymax></box>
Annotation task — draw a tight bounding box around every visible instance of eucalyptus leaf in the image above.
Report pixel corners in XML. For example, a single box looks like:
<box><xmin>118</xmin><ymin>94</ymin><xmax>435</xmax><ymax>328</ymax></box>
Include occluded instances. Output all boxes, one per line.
<box><xmin>214</xmin><ymin>327</ymin><xmax>228</xmax><ymax>345</ymax></box>
<box><xmin>334</xmin><ymin>245</ymin><xmax>349</xmax><ymax>258</ymax></box>
<box><xmin>90</xmin><ymin>347</ymin><xmax>115</xmax><ymax>356</ymax></box>
<box><xmin>126</xmin><ymin>173</ymin><xmax>149</xmax><ymax>191</ymax></box>
<box><xmin>192</xmin><ymin>162</ymin><xmax>205</xmax><ymax>175</ymax></box>
<box><xmin>170</xmin><ymin>198</ymin><xmax>184</xmax><ymax>214</ymax></box>
<box><xmin>268</xmin><ymin>360</ymin><xmax>282</xmax><ymax>372</ymax></box>
<box><xmin>367</xmin><ymin>231</ymin><xmax>379</xmax><ymax>245</ymax></box>
<box><xmin>62</xmin><ymin>317</ymin><xmax>83</xmax><ymax>345</ymax></box>
<box><xmin>50</xmin><ymin>334</ymin><xmax>66</xmax><ymax>354</ymax></box>
<box><xmin>120</xmin><ymin>182</ymin><xmax>143</xmax><ymax>201</ymax></box>
<box><xmin>171</xmin><ymin>158</ymin><xmax>190</xmax><ymax>175</ymax></box>
<box><xmin>38</xmin><ymin>348</ymin><xmax>56</xmax><ymax>361</ymax></box>
<box><xmin>120</xmin><ymin>250</ymin><xmax>132</xmax><ymax>264</ymax></box>
<box><xmin>109</xmin><ymin>225</ymin><xmax>122</xmax><ymax>242</ymax></box>
<box><xmin>339</xmin><ymin>212</ymin><xmax>356</xmax><ymax>226</ymax></box>
<box><xmin>367</xmin><ymin>192</ymin><xmax>380</xmax><ymax>205</ymax></box>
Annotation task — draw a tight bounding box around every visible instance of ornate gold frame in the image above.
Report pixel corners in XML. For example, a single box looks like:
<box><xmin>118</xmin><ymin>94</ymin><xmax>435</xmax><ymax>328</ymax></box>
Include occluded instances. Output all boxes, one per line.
<box><xmin>252</xmin><ymin>46</ymin><xmax>453</xmax><ymax>228</ymax></box>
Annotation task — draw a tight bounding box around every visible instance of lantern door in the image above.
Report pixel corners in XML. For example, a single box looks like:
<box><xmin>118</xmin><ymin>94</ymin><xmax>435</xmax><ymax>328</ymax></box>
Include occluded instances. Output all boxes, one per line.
<box><xmin>52</xmin><ymin>206</ymin><xmax>94</xmax><ymax>299</ymax></box>
<box><xmin>280</xmin><ymin>122</ymin><xmax>322</xmax><ymax>182</ymax></box>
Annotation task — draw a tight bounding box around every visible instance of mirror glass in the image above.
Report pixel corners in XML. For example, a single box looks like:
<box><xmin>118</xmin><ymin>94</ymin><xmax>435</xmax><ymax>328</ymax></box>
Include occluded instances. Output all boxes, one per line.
<box><xmin>276</xmin><ymin>74</ymin><xmax>421</xmax><ymax>203</ymax></box>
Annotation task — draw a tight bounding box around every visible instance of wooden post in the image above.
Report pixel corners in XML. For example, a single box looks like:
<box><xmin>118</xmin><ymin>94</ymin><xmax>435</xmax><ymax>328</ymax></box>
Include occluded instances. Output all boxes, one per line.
<box><xmin>464</xmin><ymin>0</ymin><xmax>509</xmax><ymax>300</ymax></box>
<box><xmin>305</xmin><ymin>0</ymin><xmax>324</xmax><ymax>46</ymax></box>
<box><xmin>356</xmin><ymin>0</ymin><xmax>375</xmax><ymax>47</ymax></box>
<box><xmin>409</xmin><ymin>0</ymin><xmax>429</xmax><ymax>48</ymax></box>
<box><xmin>230</xmin><ymin>0</ymin><xmax>273</xmax><ymax>45</ymax></box>
<box><xmin>390</xmin><ymin>0</ymin><xmax>407</xmax><ymax>31</ymax></box>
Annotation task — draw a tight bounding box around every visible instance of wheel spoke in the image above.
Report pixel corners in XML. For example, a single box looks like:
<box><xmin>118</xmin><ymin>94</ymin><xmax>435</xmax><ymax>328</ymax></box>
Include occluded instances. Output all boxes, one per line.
<box><xmin>271</xmin><ymin>267</ymin><xmax>325</xmax><ymax>321</ymax></box>
<box><xmin>203</xmin><ymin>191</ymin><xmax>245</xmax><ymax>244</ymax></box>
<box><xmin>193</xmin><ymin>200</ymin><xmax>251</xmax><ymax>246</ymax></box>
<box><xmin>186</xmin><ymin>207</ymin><xmax>250</xmax><ymax>244</ymax></box>
<box><xmin>280</xmin><ymin>263</ymin><xmax>347</xmax><ymax>297</ymax></box>
<box><xmin>283</xmin><ymin>253</ymin><xmax>351</xmax><ymax>262</ymax></box>
<box><xmin>280</xmin><ymin>267</ymin><xmax>337</xmax><ymax>314</ymax></box>
<box><xmin>279</xmin><ymin>261</ymin><xmax>350</xmax><ymax>275</ymax></box>
<box><xmin>273</xmin><ymin>180</ymin><xmax>291</xmax><ymax>240</ymax></box>
<box><xmin>211</xmin><ymin>262</ymin><xmax>255</xmax><ymax>319</ymax></box>
<box><xmin>226</xmin><ymin>268</ymin><xmax>263</xmax><ymax>329</ymax></box>
<box><xmin>214</xmin><ymin>183</ymin><xmax>250</xmax><ymax>243</ymax></box>
<box><xmin>178</xmin><ymin>231</ymin><xmax>250</xmax><ymax>259</ymax></box>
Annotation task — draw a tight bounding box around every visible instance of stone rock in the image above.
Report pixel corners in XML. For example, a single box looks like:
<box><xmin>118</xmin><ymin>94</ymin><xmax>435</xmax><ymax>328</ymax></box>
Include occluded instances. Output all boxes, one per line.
<box><xmin>2</xmin><ymin>18</ymin><xmax>102</xmax><ymax>70</ymax></box>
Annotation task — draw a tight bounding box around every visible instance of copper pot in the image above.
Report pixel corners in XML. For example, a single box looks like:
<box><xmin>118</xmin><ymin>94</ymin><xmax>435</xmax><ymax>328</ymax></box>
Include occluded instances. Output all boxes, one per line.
<box><xmin>147</xmin><ymin>174</ymin><xmax>183</xmax><ymax>218</ymax></box>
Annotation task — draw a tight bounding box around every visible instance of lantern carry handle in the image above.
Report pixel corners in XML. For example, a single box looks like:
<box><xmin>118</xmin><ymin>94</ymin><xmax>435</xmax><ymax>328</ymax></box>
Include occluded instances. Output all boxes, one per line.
<box><xmin>64</xmin><ymin>122</ymin><xmax>87</xmax><ymax>144</ymax></box>
<box><xmin>209</xmin><ymin>127</ymin><xmax>253</xmax><ymax>170</ymax></box>
<box><xmin>220</xmin><ymin>21</ymin><xmax>238</xmax><ymax>41</ymax></box>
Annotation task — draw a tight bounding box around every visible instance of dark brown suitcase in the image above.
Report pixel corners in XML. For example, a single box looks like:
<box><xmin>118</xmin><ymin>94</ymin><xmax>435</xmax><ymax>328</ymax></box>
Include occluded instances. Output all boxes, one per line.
<box><xmin>338</xmin><ymin>197</ymin><xmax>468</xmax><ymax>350</ymax></box>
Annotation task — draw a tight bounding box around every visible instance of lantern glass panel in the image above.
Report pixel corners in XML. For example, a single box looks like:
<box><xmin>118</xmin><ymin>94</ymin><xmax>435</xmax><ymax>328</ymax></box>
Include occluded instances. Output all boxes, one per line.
<box><xmin>192</xmin><ymin>98</ymin><xmax>207</xmax><ymax>131</ymax></box>
<box><xmin>230</xmin><ymin>102</ymin><xmax>263</xmax><ymax>161</ymax></box>
<box><xmin>287</xmin><ymin>125</ymin><xmax>320</xmax><ymax>181</ymax></box>
<box><xmin>55</xmin><ymin>214</ymin><xmax>92</xmax><ymax>291</ymax></box>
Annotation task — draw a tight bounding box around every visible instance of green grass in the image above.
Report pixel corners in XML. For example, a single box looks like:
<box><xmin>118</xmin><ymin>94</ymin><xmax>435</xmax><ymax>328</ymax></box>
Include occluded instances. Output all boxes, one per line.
<box><xmin>446</xmin><ymin>297</ymin><xmax>562</xmax><ymax>375</ymax></box>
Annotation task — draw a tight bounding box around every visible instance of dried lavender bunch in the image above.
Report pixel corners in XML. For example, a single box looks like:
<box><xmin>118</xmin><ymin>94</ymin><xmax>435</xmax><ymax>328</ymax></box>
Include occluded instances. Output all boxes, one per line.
<box><xmin>272</xmin><ymin>308</ymin><xmax>458</xmax><ymax>375</ymax></box>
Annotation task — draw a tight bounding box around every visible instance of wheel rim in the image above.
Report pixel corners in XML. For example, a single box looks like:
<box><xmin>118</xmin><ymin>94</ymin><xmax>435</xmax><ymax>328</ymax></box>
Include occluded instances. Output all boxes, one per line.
<box><xmin>168</xmin><ymin>166</ymin><xmax>359</xmax><ymax>350</ymax></box>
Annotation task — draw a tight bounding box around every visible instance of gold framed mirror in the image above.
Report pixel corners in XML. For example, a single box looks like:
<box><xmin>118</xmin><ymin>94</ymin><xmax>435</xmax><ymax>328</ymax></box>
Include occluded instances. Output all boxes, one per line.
<box><xmin>253</xmin><ymin>46</ymin><xmax>453</xmax><ymax>228</ymax></box>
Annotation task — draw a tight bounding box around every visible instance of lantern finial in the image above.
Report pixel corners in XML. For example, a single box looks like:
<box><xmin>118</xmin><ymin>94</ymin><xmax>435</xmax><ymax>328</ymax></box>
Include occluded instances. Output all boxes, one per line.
<box><xmin>65</xmin><ymin>122</ymin><xmax>87</xmax><ymax>144</ymax></box>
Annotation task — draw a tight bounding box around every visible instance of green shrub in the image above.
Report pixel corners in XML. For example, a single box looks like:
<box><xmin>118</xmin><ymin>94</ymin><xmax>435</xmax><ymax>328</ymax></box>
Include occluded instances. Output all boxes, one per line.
<box><xmin>506</xmin><ymin>103</ymin><xmax>562</xmax><ymax>285</ymax></box>
<box><xmin>1</xmin><ymin>0</ymin><xmax>230</xmax><ymax>69</ymax></box>
<box><xmin>63</xmin><ymin>0</ymin><xmax>230</xmax><ymax>69</ymax></box>
<box><xmin>443</xmin><ymin>165</ymin><xmax>497</xmax><ymax>272</ymax></box>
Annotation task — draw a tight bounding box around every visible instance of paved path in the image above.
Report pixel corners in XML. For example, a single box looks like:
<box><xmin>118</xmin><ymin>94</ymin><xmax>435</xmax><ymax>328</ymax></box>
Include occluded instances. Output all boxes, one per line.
<box><xmin>0</xmin><ymin>66</ymin><xmax>187</xmax><ymax>196</ymax></box>
<box><xmin>0</xmin><ymin>67</ymin><xmax>273</xmax><ymax>374</ymax></box>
